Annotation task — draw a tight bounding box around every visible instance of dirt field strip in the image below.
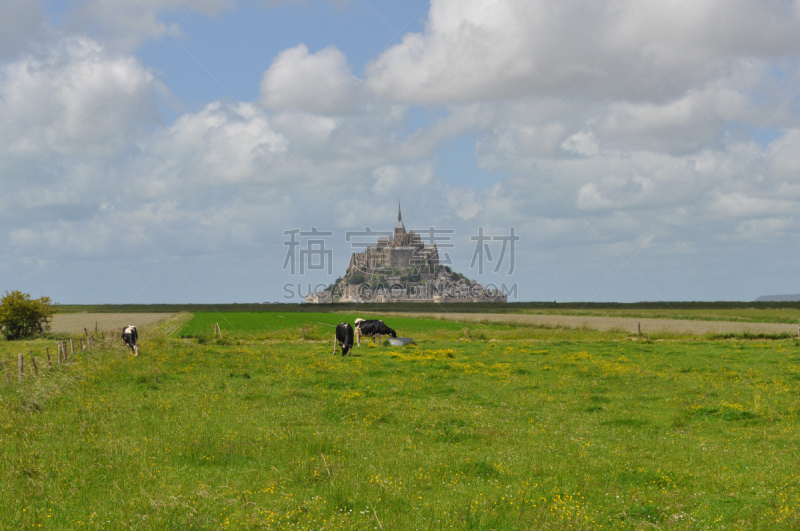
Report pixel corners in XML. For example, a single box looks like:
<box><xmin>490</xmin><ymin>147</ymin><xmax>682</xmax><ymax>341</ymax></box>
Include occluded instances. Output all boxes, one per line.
<box><xmin>387</xmin><ymin>312</ymin><xmax>800</xmax><ymax>336</ymax></box>
<box><xmin>49</xmin><ymin>313</ymin><xmax>176</xmax><ymax>334</ymax></box>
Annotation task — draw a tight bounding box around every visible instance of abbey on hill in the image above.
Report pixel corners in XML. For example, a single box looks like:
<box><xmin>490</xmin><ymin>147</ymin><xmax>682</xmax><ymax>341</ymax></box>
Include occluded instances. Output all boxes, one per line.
<box><xmin>346</xmin><ymin>203</ymin><xmax>439</xmax><ymax>280</ymax></box>
<box><xmin>306</xmin><ymin>203</ymin><xmax>506</xmax><ymax>303</ymax></box>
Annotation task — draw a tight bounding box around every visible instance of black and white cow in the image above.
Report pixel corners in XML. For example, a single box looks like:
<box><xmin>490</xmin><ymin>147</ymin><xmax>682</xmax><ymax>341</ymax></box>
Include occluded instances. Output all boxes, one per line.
<box><xmin>122</xmin><ymin>325</ymin><xmax>139</xmax><ymax>355</ymax></box>
<box><xmin>333</xmin><ymin>323</ymin><xmax>354</xmax><ymax>356</ymax></box>
<box><xmin>354</xmin><ymin>318</ymin><xmax>397</xmax><ymax>346</ymax></box>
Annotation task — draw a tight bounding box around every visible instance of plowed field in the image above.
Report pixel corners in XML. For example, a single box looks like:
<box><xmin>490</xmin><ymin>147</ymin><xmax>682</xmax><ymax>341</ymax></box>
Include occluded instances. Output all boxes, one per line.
<box><xmin>48</xmin><ymin>312</ymin><xmax>175</xmax><ymax>334</ymax></box>
<box><xmin>390</xmin><ymin>311</ymin><xmax>800</xmax><ymax>336</ymax></box>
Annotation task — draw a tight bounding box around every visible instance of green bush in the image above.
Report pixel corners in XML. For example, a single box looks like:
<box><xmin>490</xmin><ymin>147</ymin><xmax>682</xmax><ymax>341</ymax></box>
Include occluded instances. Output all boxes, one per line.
<box><xmin>0</xmin><ymin>290</ymin><xmax>57</xmax><ymax>340</ymax></box>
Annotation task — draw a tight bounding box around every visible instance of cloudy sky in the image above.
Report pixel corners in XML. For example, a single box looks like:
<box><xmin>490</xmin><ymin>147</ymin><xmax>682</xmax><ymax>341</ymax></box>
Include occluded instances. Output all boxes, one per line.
<box><xmin>1</xmin><ymin>0</ymin><xmax>799</xmax><ymax>304</ymax></box>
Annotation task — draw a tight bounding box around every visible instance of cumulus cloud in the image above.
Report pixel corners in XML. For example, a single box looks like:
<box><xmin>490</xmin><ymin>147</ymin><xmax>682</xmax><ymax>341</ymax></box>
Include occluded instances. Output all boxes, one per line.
<box><xmin>0</xmin><ymin>36</ymin><xmax>159</xmax><ymax>160</ymax></box>
<box><xmin>131</xmin><ymin>101</ymin><xmax>286</xmax><ymax>195</ymax></box>
<box><xmin>365</xmin><ymin>0</ymin><xmax>800</xmax><ymax>104</ymax></box>
<box><xmin>561</xmin><ymin>131</ymin><xmax>599</xmax><ymax>157</ymax></box>
<box><xmin>259</xmin><ymin>44</ymin><xmax>361</xmax><ymax>114</ymax></box>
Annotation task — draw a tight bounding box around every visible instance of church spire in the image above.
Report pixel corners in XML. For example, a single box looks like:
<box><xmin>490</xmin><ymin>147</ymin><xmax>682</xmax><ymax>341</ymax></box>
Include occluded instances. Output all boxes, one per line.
<box><xmin>394</xmin><ymin>198</ymin><xmax>405</xmax><ymax>235</ymax></box>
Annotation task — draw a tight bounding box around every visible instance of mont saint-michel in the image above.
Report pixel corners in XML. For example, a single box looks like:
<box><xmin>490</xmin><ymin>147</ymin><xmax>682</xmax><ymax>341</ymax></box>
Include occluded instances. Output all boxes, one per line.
<box><xmin>306</xmin><ymin>204</ymin><xmax>507</xmax><ymax>303</ymax></box>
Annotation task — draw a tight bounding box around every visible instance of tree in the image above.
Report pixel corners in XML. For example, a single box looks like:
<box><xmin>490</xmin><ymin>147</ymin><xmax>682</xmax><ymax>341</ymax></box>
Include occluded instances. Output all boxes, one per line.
<box><xmin>0</xmin><ymin>290</ymin><xmax>57</xmax><ymax>340</ymax></box>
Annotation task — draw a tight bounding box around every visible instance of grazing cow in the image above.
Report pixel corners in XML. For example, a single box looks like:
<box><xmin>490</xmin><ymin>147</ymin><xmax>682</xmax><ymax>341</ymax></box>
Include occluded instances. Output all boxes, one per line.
<box><xmin>333</xmin><ymin>323</ymin><xmax>354</xmax><ymax>356</ymax></box>
<box><xmin>354</xmin><ymin>318</ymin><xmax>397</xmax><ymax>346</ymax></box>
<box><xmin>122</xmin><ymin>325</ymin><xmax>139</xmax><ymax>355</ymax></box>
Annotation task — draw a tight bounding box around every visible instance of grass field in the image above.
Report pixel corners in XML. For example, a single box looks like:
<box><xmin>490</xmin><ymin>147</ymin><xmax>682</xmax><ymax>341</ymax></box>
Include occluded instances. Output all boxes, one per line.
<box><xmin>177</xmin><ymin>311</ymin><xmax>631</xmax><ymax>343</ymax></box>
<box><xmin>2</xmin><ymin>312</ymin><xmax>800</xmax><ymax>529</ymax></box>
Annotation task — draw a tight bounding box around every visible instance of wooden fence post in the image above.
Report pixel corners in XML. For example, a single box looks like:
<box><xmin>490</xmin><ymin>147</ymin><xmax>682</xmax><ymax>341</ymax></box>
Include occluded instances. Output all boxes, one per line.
<box><xmin>2</xmin><ymin>360</ymin><xmax>9</xmax><ymax>384</ymax></box>
<box><xmin>46</xmin><ymin>347</ymin><xmax>52</xmax><ymax>368</ymax></box>
<box><xmin>466</xmin><ymin>325</ymin><xmax>470</xmax><ymax>339</ymax></box>
<box><xmin>30</xmin><ymin>351</ymin><xmax>39</xmax><ymax>376</ymax></box>
<box><xmin>18</xmin><ymin>353</ymin><xmax>24</xmax><ymax>381</ymax></box>
<box><xmin>95</xmin><ymin>321</ymin><xmax>98</xmax><ymax>334</ymax></box>
<box><xmin>638</xmin><ymin>322</ymin><xmax>642</xmax><ymax>336</ymax></box>
<box><xmin>69</xmin><ymin>339</ymin><xmax>74</xmax><ymax>358</ymax></box>
<box><xmin>302</xmin><ymin>324</ymin><xmax>306</xmax><ymax>340</ymax></box>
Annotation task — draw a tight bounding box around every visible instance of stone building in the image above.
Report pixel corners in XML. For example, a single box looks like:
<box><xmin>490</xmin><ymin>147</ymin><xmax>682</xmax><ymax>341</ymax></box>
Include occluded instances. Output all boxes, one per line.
<box><xmin>346</xmin><ymin>203</ymin><xmax>439</xmax><ymax>277</ymax></box>
<box><xmin>309</xmin><ymin>203</ymin><xmax>508</xmax><ymax>304</ymax></box>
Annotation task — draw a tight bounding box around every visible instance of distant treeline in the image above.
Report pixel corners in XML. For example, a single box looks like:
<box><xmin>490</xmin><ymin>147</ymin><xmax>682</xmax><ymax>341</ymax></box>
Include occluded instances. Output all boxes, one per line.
<box><xmin>54</xmin><ymin>301</ymin><xmax>800</xmax><ymax>314</ymax></box>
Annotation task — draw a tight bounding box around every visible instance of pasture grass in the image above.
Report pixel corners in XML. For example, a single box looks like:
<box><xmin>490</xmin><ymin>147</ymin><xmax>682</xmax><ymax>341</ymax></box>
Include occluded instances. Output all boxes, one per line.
<box><xmin>178</xmin><ymin>311</ymin><xmax>632</xmax><ymax>343</ymax></box>
<box><xmin>1</xmin><ymin>313</ymin><xmax>800</xmax><ymax>529</ymax></box>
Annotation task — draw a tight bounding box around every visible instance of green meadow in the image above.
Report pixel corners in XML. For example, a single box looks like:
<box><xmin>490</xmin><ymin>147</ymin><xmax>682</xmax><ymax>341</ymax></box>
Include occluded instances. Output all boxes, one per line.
<box><xmin>2</xmin><ymin>312</ymin><xmax>800</xmax><ymax>529</ymax></box>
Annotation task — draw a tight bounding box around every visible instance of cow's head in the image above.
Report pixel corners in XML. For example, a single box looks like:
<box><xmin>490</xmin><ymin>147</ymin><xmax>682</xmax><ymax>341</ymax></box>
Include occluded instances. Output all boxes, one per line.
<box><xmin>390</xmin><ymin>329</ymin><xmax>397</xmax><ymax>338</ymax></box>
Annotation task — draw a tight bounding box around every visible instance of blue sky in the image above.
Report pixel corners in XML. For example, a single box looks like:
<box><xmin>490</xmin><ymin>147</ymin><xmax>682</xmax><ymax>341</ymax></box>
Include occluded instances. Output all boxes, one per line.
<box><xmin>2</xmin><ymin>0</ymin><xmax>800</xmax><ymax>304</ymax></box>
<box><xmin>135</xmin><ymin>1</ymin><xmax>428</xmax><ymax>106</ymax></box>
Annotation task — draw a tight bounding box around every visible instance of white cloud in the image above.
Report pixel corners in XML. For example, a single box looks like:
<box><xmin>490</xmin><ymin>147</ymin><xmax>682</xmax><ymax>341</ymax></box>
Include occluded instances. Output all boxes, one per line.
<box><xmin>132</xmin><ymin>101</ymin><xmax>286</xmax><ymax>195</ymax></box>
<box><xmin>561</xmin><ymin>130</ymin><xmax>599</xmax><ymax>157</ymax></box>
<box><xmin>365</xmin><ymin>0</ymin><xmax>800</xmax><ymax>105</ymax></box>
<box><xmin>731</xmin><ymin>216</ymin><xmax>794</xmax><ymax>242</ymax></box>
<box><xmin>709</xmin><ymin>192</ymin><xmax>794</xmax><ymax>218</ymax></box>
<box><xmin>371</xmin><ymin>164</ymin><xmax>434</xmax><ymax>194</ymax></box>
<box><xmin>260</xmin><ymin>44</ymin><xmax>360</xmax><ymax>114</ymax></box>
<box><xmin>0</xmin><ymin>36</ymin><xmax>159</xmax><ymax>159</ymax></box>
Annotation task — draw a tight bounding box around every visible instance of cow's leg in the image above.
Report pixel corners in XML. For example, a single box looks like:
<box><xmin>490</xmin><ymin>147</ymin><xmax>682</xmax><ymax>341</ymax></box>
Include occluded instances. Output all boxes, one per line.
<box><xmin>332</xmin><ymin>337</ymin><xmax>338</xmax><ymax>355</ymax></box>
<box><xmin>355</xmin><ymin>329</ymin><xmax>361</xmax><ymax>347</ymax></box>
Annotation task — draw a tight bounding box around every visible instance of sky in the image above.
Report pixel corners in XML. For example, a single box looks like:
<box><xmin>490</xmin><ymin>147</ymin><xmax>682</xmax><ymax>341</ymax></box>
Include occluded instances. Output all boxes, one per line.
<box><xmin>1</xmin><ymin>0</ymin><xmax>800</xmax><ymax>304</ymax></box>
